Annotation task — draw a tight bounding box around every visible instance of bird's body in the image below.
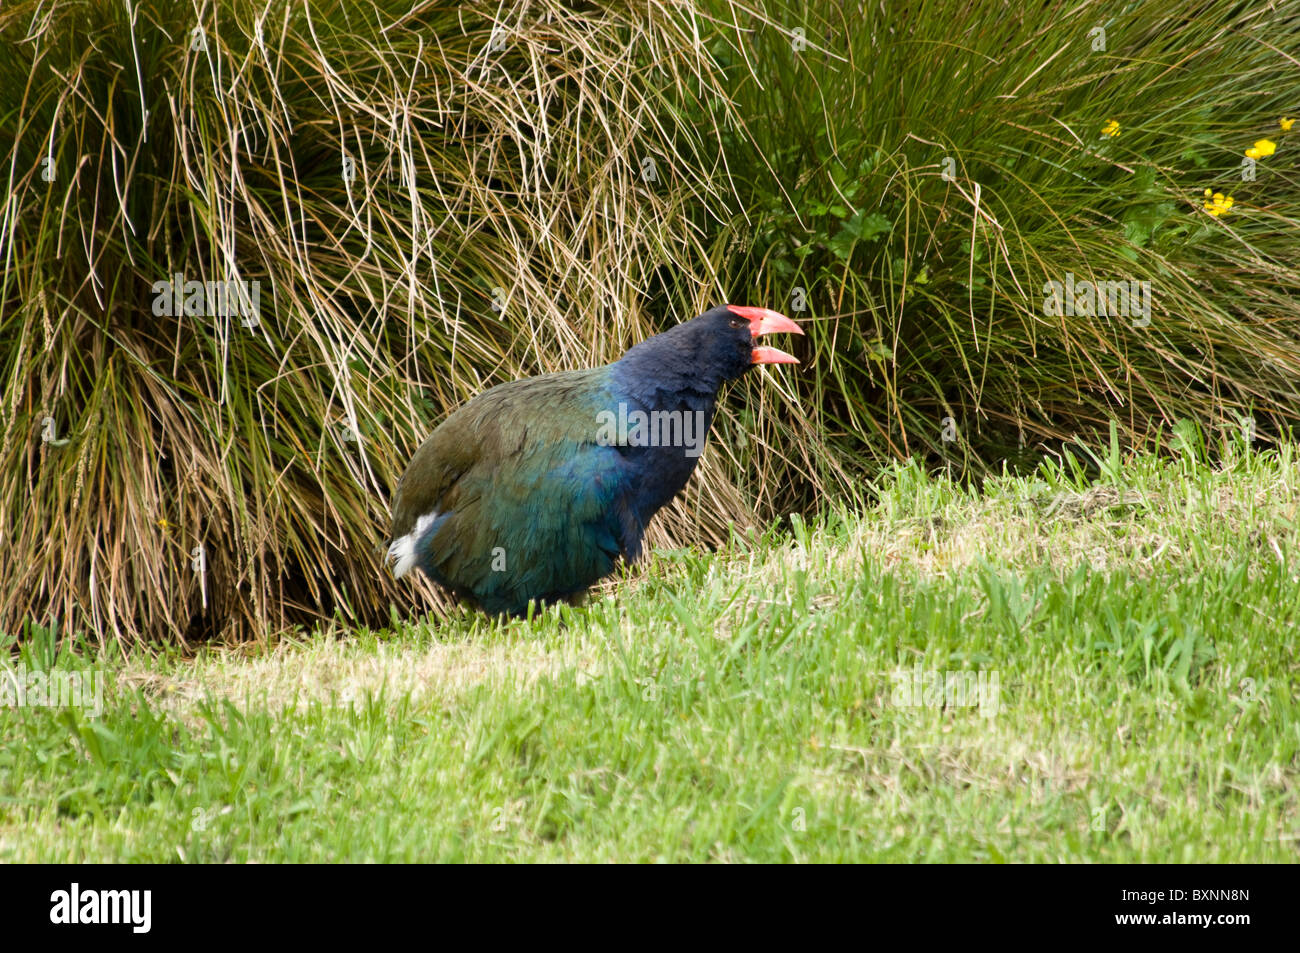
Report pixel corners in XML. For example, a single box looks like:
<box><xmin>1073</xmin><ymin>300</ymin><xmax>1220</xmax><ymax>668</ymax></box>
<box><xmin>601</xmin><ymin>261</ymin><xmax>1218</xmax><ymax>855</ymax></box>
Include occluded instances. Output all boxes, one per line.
<box><xmin>387</xmin><ymin>305</ymin><xmax>800</xmax><ymax>614</ymax></box>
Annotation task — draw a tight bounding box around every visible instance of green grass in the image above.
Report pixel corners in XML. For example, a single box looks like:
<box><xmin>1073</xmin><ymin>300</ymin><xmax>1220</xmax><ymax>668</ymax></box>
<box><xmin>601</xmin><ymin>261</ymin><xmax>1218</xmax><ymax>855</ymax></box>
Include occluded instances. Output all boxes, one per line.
<box><xmin>3</xmin><ymin>436</ymin><xmax>1297</xmax><ymax>861</ymax></box>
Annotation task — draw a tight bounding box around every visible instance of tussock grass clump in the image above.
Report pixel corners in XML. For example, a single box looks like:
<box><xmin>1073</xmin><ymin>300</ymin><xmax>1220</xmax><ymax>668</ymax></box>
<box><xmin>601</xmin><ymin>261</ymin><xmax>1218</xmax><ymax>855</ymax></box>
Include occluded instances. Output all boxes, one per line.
<box><xmin>704</xmin><ymin>0</ymin><xmax>1300</xmax><ymax>476</ymax></box>
<box><xmin>4</xmin><ymin>0</ymin><xmax>1299</xmax><ymax>652</ymax></box>
<box><xmin>0</xmin><ymin>0</ymin><xmax>765</xmax><ymax>649</ymax></box>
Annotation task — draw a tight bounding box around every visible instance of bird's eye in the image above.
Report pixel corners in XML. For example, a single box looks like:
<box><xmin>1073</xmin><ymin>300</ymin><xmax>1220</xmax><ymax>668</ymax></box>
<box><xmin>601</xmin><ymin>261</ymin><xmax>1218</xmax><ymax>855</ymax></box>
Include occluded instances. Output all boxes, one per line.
<box><xmin>729</xmin><ymin>317</ymin><xmax>745</xmax><ymax>329</ymax></box>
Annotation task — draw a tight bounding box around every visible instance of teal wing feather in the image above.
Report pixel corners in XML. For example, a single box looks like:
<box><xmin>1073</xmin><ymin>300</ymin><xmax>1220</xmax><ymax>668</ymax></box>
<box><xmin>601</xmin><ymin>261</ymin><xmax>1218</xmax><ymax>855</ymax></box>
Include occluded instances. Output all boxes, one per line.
<box><xmin>389</xmin><ymin>368</ymin><xmax>641</xmax><ymax>613</ymax></box>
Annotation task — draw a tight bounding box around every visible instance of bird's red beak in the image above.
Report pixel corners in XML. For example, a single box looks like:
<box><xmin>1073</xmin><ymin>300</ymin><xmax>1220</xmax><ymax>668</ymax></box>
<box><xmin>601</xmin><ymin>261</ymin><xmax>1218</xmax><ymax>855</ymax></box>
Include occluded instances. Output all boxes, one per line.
<box><xmin>726</xmin><ymin>305</ymin><xmax>803</xmax><ymax>365</ymax></box>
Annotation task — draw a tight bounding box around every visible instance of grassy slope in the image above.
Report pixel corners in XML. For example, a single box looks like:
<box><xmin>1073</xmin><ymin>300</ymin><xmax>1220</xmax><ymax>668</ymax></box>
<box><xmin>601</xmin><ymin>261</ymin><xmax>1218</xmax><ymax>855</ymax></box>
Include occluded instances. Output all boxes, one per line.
<box><xmin>2</xmin><ymin>440</ymin><xmax>1297</xmax><ymax>862</ymax></box>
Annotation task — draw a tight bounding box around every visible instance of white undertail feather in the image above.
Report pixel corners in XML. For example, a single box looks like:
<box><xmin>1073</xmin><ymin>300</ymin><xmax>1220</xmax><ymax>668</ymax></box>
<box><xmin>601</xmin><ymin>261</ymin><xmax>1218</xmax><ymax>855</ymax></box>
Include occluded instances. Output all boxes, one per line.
<box><xmin>388</xmin><ymin>511</ymin><xmax>438</xmax><ymax>578</ymax></box>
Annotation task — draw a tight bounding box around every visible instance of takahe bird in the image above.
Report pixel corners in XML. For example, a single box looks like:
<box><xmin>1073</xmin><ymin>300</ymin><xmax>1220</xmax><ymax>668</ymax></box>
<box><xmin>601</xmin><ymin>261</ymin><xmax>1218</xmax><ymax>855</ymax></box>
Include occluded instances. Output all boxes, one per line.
<box><xmin>387</xmin><ymin>304</ymin><xmax>802</xmax><ymax>614</ymax></box>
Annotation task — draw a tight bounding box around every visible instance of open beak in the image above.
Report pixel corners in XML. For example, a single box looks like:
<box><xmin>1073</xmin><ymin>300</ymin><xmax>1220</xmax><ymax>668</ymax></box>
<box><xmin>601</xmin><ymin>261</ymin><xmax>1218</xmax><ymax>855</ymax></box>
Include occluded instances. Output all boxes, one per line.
<box><xmin>726</xmin><ymin>305</ymin><xmax>804</xmax><ymax>365</ymax></box>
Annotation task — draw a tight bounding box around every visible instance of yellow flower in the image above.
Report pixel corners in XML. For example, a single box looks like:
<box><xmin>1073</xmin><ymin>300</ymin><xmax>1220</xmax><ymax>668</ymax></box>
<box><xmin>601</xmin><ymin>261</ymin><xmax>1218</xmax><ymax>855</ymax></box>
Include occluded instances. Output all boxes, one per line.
<box><xmin>1246</xmin><ymin>139</ymin><xmax>1276</xmax><ymax>159</ymax></box>
<box><xmin>1281</xmin><ymin>117</ymin><xmax>1295</xmax><ymax>132</ymax></box>
<box><xmin>1101</xmin><ymin>119</ymin><xmax>1121</xmax><ymax>137</ymax></box>
<box><xmin>1202</xmin><ymin>190</ymin><xmax>1235</xmax><ymax>217</ymax></box>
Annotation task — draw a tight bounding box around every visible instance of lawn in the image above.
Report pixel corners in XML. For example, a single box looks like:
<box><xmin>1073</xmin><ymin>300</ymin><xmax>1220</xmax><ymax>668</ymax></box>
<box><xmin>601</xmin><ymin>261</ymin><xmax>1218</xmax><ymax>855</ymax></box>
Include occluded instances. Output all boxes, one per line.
<box><xmin>3</xmin><ymin>433</ymin><xmax>1296</xmax><ymax>862</ymax></box>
